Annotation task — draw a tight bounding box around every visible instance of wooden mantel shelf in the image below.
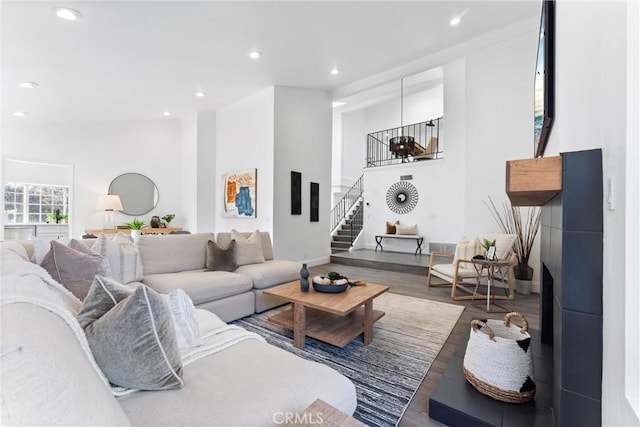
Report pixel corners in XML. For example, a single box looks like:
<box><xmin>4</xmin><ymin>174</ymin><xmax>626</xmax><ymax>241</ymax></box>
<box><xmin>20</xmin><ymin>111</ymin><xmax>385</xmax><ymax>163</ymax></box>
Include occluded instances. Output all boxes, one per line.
<box><xmin>506</xmin><ymin>156</ymin><xmax>562</xmax><ymax>206</ymax></box>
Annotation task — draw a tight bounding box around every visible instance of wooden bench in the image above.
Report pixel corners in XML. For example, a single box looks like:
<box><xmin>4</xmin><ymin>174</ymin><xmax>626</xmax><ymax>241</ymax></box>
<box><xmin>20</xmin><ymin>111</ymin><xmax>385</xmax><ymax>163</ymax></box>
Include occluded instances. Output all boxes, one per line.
<box><xmin>374</xmin><ymin>234</ymin><xmax>424</xmax><ymax>255</ymax></box>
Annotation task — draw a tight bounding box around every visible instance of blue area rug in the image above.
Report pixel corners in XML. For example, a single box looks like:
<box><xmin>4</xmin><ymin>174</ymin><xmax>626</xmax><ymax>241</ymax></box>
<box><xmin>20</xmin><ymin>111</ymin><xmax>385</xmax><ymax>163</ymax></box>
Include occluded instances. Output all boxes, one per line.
<box><xmin>233</xmin><ymin>292</ymin><xmax>464</xmax><ymax>426</ymax></box>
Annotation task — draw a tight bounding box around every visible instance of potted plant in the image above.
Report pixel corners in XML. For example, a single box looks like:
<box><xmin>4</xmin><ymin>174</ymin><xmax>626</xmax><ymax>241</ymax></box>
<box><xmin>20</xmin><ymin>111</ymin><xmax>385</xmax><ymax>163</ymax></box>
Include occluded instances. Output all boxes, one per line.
<box><xmin>162</xmin><ymin>214</ymin><xmax>175</xmax><ymax>226</ymax></box>
<box><xmin>46</xmin><ymin>211</ymin><xmax>68</xmax><ymax>224</ymax></box>
<box><xmin>123</xmin><ymin>218</ymin><xmax>145</xmax><ymax>241</ymax></box>
<box><xmin>485</xmin><ymin>197</ymin><xmax>542</xmax><ymax>295</ymax></box>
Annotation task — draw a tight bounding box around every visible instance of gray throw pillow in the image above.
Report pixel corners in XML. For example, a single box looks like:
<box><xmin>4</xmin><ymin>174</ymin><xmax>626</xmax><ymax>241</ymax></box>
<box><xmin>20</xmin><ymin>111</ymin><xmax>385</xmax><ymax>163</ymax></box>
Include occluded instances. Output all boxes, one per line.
<box><xmin>77</xmin><ymin>275</ymin><xmax>134</xmax><ymax>329</ymax></box>
<box><xmin>205</xmin><ymin>239</ymin><xmax>238</xmax><ymax>272</ymax></box>
<box><xmin>83</xmin><ymin>285</ymin><xmax>184</xmax><ymax>390</ymax></box>
<box><xmin>40</xmin><ymin>240</ymin><xmax>112</xmax><ymax>301</ymax></box>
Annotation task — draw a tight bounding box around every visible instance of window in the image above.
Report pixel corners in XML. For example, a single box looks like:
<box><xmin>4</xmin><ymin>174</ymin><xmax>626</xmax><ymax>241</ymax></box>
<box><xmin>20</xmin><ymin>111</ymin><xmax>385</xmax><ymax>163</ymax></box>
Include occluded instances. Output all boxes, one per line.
<box><xmin>4</xmin><ymin>182</ymin><xmax>69</xmax><ymax>224</ymax></box>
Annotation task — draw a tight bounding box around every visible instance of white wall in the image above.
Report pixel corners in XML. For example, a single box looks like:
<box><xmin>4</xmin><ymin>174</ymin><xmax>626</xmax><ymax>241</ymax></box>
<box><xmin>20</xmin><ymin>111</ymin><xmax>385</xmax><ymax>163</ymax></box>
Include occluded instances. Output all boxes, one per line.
<box><xmin>2</xmin><ymin>119</ymin><xmax>182</xmax><ymax>237</ymax></box>
<box><xmin>215</xmin><ymin>87</ymin><xmax>275</xmax><ymax>234</ymax></box>
<box><xmin>547</xmin><ymin>1</ymin><xmax>639</xmax><ymax>425</ymax></box>
<box><xmin>196</xmin><ymin>110</ymin><xmax>217</xmax><ymax>232</ymax></box>
<box><xmin>181</xmin><ymin>113</ymin><xmax>198</xmax><ymax>233</ymax></box>
<box><xmin>359</xmin><ymin>29</ymin><xmax>538</xmax><ymax>270</ymax></box>
<box><xmin>340</xmin><ymin>109</ymin><xmax>366</xmax><ymax>188</ymax></box>
<box><xmin>273</xmin><ymin>86</ymin><xmax>332</xmax><ymax>265</ymax></box>
<box><xmin>364</xmin><ymin>86</ymin><xmax>444</xmax><ymax>132</ymax></box>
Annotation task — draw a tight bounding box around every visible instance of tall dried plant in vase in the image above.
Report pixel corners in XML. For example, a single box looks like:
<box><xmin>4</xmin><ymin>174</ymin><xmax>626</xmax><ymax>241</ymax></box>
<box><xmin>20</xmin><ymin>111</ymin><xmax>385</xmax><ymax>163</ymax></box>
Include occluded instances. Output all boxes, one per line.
<box><xmin>485</xmin><ymin>197</ymin><xmax>542</xmax><ymax>281</ymax></box>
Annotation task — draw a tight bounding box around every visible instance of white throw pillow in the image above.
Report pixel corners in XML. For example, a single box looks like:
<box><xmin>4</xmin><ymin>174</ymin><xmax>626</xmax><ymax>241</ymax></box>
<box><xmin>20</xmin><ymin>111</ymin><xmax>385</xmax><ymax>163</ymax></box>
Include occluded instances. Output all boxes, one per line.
<box><xmin>92</xmin><ymin>233</ymin><xmax>143</xmax><ymax>284</ymax></box>
<box><xmin>482</xmin><ymin>233</ymin><xmax>517</xmax><ymax>260</ymax></box>
<box><xmin>31</xmin><ymin>236</ymin><xmax>70</xmax><ymax>264</ymax></box>
<box><xmin>396</xmin><ymin>224</ymin><xmax>418</xmax><ymax>235</ymax></box>
<box><xmin>453</xmin><ymin>236</ymin><xmax>482</xmax><ymax>267</ymax></box>
<box><xmin>230</xmin><ymin>229</ymin><xmax>265</xmax><ymax>266</ymax></box>
<box><xmin>160</xmin><ymin>289</ymin><xmax>203</xmax><ymax>349</ymax></box>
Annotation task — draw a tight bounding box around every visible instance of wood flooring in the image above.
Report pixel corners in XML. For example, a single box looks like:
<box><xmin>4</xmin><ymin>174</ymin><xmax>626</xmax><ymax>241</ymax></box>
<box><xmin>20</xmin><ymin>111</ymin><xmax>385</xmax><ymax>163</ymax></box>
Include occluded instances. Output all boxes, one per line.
<box><xmin>309</xmin><ymin>262</ymin><xmax>541</xmax><ymax>427</ymax></box>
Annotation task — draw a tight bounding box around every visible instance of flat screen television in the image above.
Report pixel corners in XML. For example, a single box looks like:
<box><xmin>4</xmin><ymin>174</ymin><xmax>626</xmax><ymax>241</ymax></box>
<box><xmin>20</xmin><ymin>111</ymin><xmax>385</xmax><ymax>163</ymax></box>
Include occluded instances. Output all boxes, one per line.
<box><xmin>534</xmin><ymin>0</ymin><xmax>555</xmax><ymax>158</ymax></box>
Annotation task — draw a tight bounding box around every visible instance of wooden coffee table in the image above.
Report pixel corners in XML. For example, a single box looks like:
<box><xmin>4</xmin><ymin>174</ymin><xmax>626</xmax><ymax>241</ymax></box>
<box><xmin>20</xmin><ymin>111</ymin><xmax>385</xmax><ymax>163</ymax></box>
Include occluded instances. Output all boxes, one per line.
<box><xmin>264</xmin><ymin>281</ymin><xmax>389</xmax><ymax>349</ymax></box>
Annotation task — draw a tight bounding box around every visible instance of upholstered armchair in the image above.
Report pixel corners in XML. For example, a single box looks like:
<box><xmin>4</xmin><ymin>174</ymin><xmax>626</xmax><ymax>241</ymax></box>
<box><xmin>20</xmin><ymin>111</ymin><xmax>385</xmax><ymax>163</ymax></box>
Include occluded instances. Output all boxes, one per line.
<box><xmin>427</xmin><ymin>234</ymin><xmax>517</xmax><ymax>301</ymax></box>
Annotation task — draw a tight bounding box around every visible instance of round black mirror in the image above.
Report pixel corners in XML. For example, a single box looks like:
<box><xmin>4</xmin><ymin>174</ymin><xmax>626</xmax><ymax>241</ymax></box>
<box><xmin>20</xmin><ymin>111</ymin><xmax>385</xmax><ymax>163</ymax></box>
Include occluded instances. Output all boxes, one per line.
<box><xmin>108</xmin><ymin>173</ymin><xmax>158</xmax><ymax>216</ymax></box>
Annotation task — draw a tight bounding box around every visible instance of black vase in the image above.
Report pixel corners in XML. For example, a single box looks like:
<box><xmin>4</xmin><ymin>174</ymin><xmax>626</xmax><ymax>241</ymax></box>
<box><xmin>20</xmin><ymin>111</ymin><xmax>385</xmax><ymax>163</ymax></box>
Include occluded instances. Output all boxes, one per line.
<box><xmin>150</xmin><ymin>216</ymin><xmax>161</xmax><ymax>228</ymax></box>
<box><xmin>300</xmin><ymin>263</ymin><xmax>310</xmax><ymax>292</ymax></box>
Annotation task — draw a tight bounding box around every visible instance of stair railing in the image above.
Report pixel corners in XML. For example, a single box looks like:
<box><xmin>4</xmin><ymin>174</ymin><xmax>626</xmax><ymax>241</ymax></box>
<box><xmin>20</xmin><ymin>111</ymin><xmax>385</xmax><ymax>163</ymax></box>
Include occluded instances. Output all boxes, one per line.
<box><xmin>330</xmin><ymin>174</ymin><xmax>364</xmax><ymax>232</ymax></box>
<box><xmin>366</xmin><ymin>116</ymin><xmax>443</xmax><ymax>167</ymax></box>
<box><xmin>347</xmin><ymin>202</ymin><xmax>364</xmax><ymax>245</ymax></box>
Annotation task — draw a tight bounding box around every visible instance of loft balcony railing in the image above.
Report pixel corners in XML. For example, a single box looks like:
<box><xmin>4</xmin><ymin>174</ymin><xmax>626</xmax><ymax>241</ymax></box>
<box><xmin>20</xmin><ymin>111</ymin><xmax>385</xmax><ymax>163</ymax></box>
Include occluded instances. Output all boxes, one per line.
<box><xmin>366</xmin><ymin>117</ymin><xmax>443</xmax><ymax>168</ymax></box>
<box><xmin>330</xmin><ymin>175</ymin><xmax>363</xmax><ymax>232</ymax></box>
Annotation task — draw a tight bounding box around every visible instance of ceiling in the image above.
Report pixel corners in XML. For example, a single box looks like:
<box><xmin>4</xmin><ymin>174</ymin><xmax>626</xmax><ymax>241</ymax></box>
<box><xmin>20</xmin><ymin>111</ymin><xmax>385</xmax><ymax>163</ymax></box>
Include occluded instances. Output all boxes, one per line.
<box><xmin>2</xmin><ymin>1</ymin><xmax>541</xmax><ymax>124</ymax></box>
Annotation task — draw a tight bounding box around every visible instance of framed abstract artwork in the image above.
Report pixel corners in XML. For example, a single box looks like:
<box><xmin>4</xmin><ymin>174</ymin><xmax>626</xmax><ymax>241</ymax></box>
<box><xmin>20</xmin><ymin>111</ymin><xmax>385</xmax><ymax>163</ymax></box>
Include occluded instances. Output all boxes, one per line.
<box><xmin>222</xmin><ymin>168</ymin><xmax>257</xmax><ymax>218</ymax></box>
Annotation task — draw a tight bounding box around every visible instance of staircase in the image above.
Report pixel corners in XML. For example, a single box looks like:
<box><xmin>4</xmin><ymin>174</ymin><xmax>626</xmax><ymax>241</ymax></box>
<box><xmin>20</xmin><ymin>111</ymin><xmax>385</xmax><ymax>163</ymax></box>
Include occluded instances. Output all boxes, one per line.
<box><xmin>331</xmin><ymin>200</ymin><xmax>363</xmax><ymax>254</ymax></box>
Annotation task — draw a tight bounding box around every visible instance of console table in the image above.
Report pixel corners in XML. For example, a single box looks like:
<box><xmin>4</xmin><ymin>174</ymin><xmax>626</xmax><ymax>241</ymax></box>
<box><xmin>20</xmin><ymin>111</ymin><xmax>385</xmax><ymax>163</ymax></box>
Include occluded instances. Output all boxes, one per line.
<box><xmin>374</xmin><ymin>234</ymin><xmax>424</xmax><ymax>255</ymax></box>
<box><xmin>85</xmin><ymin>227</ymin><xmax>183</xmax><ymax>236</ymax></box>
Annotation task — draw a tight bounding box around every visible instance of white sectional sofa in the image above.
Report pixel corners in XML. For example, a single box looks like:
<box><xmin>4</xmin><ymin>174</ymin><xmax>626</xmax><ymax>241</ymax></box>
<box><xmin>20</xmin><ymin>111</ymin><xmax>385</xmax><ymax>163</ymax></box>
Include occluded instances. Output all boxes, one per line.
<box><xmin>0</xmin><ymin>238</ymin><xmax>358</xmax><ymax>426</ymax></box>
<box><xmin>130</xmin><ymin>231</ymin><xmax>300</xmax><ymax>322</ymax></box>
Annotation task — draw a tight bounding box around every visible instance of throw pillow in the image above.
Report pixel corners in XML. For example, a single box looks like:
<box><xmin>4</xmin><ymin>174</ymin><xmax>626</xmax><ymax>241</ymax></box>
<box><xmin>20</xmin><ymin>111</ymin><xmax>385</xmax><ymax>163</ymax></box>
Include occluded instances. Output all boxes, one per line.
<box><xmin>386</xmin><ymin>221</ymin><xmax>399</xmax><ymax>234</ymax></box>
<box><xmin>83</xmin><ymin>285</ymin><xmax>184</xmax><ymax>390</ymax></box>
<box><xmin>230</xmin><ymin>229</ymin><xmax>265</xmax><ymax>266</ymax></box>
<box><xmin>396</xmin><ymin>224</ymin><xmax>418</xmax><ymax>235</ymax></box>
<box><xmin>92</xmin><ymin>233</ymin><xmax>144</xmax><ymax>284</ymax></box>
<box><xmin>160</xmin><ymin>289</ymin><xmax>202</xmax><ymax>349</ymax></box>
<box><xmin>205</xmin><ymin>239</ymin><xmax>238</xmax><ymax>272</ymax></box>
<box><xmin>482</xmin><ymin>233</ymin><xmax>517</xmax><ymax>260</ymax></box>
<box><xmin>31</xmin><ymin>236</ymin><xmax>70</xmax><ymax>264</ymax></box>
<box><xmin>40</xmin><ymin>240</ymin><xmax>112</xmax><ymax>301</ymax></box>
<box><xmin>77</xmin><ymin>275</ymin><xmax>134</xmax><ymax>329</ymax></box>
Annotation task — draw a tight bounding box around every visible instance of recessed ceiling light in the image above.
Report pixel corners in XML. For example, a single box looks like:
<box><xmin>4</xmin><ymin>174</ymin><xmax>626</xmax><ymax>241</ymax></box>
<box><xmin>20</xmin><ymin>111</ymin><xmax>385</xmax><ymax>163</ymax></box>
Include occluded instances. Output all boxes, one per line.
<box><xmin>19</xmin><ymin>81</ymin><xmax>38</xmax><ymax>89</ymax></box>
<box><xmin>163</xmin><ymin>111</ymin><xmax>171</xmax><ymax>117</ymax></box>
<box><xmin>331</xmin><ymin>68</ymin><xmax>339</xmax><ymax>75</ymax></box>
<box><xmin>450</xmin><ymin>16</ymin><xmax>461</xmax><ymax>26</ymax></box>
<box><xmin>332</xmin><ymin>101</ymin><xmax>346</xmax><ymax>108</ymax></box>
<box><xmin>54</xmin><ymin>7</ymin><xmax>83</xmax><ymax>21</ymax></box>
<box><xmin>195</xmin><ymin>91</ymin><xmax>205</xmax><ymax>98</ymax></box>
<box><xmin>249</xmin><ymin>51</ymin><xmax>262</xmax><ymax>59</ymax></box>
<box><xmin>13</xmin><ymin>112</ymin><xmax>28</xmax><ymax>117</ymax></box>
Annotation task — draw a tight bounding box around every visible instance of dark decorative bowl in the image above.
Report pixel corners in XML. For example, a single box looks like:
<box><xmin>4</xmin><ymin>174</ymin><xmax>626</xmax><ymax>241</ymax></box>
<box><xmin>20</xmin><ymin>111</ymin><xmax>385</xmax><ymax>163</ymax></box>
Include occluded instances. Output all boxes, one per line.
<box><xmin>312</xmin><ymin>282</ymin><xmax>349</xmax><ymax>293</ymax></box>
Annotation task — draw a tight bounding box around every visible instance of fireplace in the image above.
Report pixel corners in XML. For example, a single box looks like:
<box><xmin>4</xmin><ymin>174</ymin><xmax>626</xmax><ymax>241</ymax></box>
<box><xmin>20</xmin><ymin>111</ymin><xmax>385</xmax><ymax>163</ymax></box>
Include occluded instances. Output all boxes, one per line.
<box><xmin>429</xmin><ymin>149</ymin><xmax>603</xmax><ymax>427</ymax></box>
<box><xmin>539</xmin><ymin>149</ymin><xmax>603</xmax><ymax>427</ymax></box>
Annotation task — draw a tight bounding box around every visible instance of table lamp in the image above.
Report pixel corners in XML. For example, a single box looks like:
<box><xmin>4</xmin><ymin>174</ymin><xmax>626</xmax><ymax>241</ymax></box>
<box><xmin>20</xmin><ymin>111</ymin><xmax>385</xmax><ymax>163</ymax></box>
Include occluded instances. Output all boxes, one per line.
<box><xmin>98</xmin><ymin>194</ymin><xmax>123</xmax><ymax>229</ymax></box>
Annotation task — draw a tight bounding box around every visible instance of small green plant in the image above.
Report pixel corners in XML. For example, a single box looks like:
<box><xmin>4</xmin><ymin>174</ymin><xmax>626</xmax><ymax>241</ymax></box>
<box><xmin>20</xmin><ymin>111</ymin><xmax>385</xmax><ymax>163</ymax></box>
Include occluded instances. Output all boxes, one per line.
<box><xmin>123</xmin><ymin>218</ymin><xmax>145</xmax><ymax>230</ymax></box>
<box><xmin>482</xmin><ymin>238</ymin><xmax>496</xmax><ymax>252</ymax></box>
<box><xmin>46</xmin><ymin>212</ymin><xmax>68</xmax><ymax>223</ymax></box>
<box><xmin>162</xmin><ymin>214</ymin><xmax>175</xmax><ymax>224</ymax></box>
<box><xmin>327</xmin><ymin>271</ymin><xmax>342</xmax><ymax>281</ymax></box>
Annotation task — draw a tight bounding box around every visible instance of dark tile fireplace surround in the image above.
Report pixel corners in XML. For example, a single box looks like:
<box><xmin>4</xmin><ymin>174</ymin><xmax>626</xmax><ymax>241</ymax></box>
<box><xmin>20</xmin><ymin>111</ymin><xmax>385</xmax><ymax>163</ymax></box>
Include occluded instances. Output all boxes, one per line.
<box><xmin>430</xmin><ymin>149</ymin><xmax>603</xmax><ymax>427</ymax></box>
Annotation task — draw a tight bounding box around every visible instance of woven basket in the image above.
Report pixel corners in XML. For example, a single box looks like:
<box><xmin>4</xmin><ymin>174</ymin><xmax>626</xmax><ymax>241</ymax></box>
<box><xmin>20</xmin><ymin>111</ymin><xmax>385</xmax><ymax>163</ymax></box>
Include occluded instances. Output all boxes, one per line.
<box><xmin>462</xmin><ymin>312</ymin><xmax>536</xmax><ymax>403</ymax></box>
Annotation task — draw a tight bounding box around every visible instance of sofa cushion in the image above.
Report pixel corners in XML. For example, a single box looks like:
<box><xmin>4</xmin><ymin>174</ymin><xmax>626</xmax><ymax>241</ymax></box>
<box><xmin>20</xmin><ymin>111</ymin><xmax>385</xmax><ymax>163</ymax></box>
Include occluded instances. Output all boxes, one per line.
<box><xmin>83</xmin><ymin>285</ymin><xmax>184</xmax><ymax>390</ymax></box>
<box><xmin>230</xmin><ymin>229</ymin><xmax>265</xmax><ymax>266</ymax></box>
<box><xmin>118</xmin><ymin>339</ymin><xmax>357</xmax><ymax>426</ymax></box>
<box><xmin>0</xmin><ymin>240</ymin><xmax>30</xmax><ymax>262</ymax></box>
<box><xmin>92</xmin><ymin>233</ymin><xmax>143</xmax><ymax>284</ymax></box>
<box><xmin>137</xmin><ymin>232</ymin><xmax>214</xmax><ymax>274</ymax></box>
<box><xmin>40</xmin><ymin>239</ymin><xmax>112</xmax><ymax>301</ymax></box>
<box><xmin>235</xmin><ymin>260</ymin><xmax>301</xmax><ymax>290</ymax></box>
<box><xmin>1</xmin><ymin>302</ymin><xmax>132</xmax><ymax>426</ymax></box>
<box><xmin>217</xmin><ymin>230</ymin><xmax>274</xmax><ymax>261</ymax></box>
<box><xmin>205</xmin><ymin>239</ymin><xmax>237</xmax><ymax>272</ymax></box>
<box><xmin>142</xmin><ymin>270</ymin><xmax>253</xmax><ymax>305</ymax></box>
<box><xmin>431</xmin><ymin>263</ymin><xmax>484</xmax><ymax>279</ymax></box>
